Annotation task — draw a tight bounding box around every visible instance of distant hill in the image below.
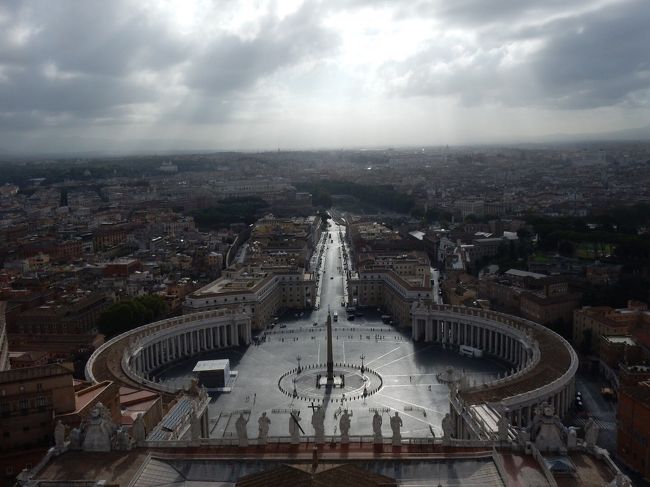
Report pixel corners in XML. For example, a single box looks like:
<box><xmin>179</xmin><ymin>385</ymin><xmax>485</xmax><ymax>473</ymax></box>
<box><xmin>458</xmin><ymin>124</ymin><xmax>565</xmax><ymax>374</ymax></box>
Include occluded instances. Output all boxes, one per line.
<box><xmin>533</xmin><ymin>125</ymin><xmax>650</xmax><ymax>144</ymax></box>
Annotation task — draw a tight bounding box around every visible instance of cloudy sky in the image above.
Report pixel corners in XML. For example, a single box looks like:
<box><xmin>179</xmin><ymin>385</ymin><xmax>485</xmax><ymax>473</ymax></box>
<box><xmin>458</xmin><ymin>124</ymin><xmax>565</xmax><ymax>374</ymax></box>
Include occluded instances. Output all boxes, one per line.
<box><xmin>1</xmin><ymin>0</ymin><xmax>649</xmax><ymax>153</ymax></box>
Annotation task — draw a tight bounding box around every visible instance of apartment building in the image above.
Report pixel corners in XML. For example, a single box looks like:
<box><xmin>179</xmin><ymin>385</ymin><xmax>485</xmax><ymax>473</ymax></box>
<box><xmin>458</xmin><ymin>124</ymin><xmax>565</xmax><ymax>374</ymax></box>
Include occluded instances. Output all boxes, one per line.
<box><xmin>184</xmin><ymin>265</ymin><xmax>315</xmax><ymax>329</ymax></box>
<box><xmin>573</xmin><ymin>301</ymin><xmax>650</xmax><ymax>353</ymax></box>
<box><xmin>0</xmin><ymin>364</ymin><xmax>76</xmax><ymax>451</ymax></box>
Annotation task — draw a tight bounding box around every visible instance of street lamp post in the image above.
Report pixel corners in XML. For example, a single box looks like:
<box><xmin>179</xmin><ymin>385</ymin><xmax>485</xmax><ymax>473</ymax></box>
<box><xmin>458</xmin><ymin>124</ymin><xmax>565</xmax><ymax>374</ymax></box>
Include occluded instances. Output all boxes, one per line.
<box><xmin>360</xmin><ymin>354</ymin><xmax>366</xmax><ymax>374</ymax></box>
<box><xmin>297</xmin><ymin>355</ymin><xmax>302</xmax><ymax>374</ymax></box>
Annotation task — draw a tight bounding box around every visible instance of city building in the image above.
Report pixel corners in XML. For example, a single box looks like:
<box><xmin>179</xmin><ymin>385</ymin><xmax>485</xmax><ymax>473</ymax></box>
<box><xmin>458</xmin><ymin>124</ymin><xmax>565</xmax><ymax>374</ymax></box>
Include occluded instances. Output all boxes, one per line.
<box><xmin>0</xmin><ymin>364</ymin><xmax>76</xmax><ymax>452</ymax></box>
<box><xmin>618</xmin><ymin>380</ymin><xmax>650</xmax><ymax>480</ymax></box>
<box><xmin>184</xmin><ymin>265</ymin><xmax>315</xmax><ymax>329</ymax></box>
<box><xmin>573</xmin><ymin>301</ymin><xmax>650</xmax><ymax>353</ymax></box>
<box><xmin>479</xmin><ymin>270</ymin><xmax>580</xmax><ymax>326</ymax></box>
<box><xmin>349</xmin><ymin>251</ymin><xmax>433</xmax><ymax>327</ymax></box>
<box><xmin>7</xmin><ymin>291</ymin><xmax>111</xmax><ymax>358</ymax></box>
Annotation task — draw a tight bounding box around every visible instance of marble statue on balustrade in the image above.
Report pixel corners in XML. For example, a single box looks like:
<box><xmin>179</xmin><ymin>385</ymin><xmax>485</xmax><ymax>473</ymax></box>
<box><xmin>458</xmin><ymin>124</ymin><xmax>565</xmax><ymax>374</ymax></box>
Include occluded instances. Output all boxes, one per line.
<box><xmin>258</xmin><ymin>412</ymin><xmax>271</xmax><ymax>445</ymax></box>
<box><xmin>390</xmin><ymin>412</ymin><xmax>403</xmax><ymax>446</ymax></box>
<box><xmin>584</xmin><ymin>417</ymin><xmax>600</xmax><ymax>448</ymax></box>
<box><xmin>339</xmin><ymin>409</ymin><xmax>351</xmax><ymax>444</ymax></box>
<box><xmin>528</xmin><ymin>402</ymin><xmax>567</xmax><ymax>452</ymax></box>
<box><xmin>114</xmin><ymin>426</ymin><xmax>132</xmax><ymax>451</ymax></box>
<box><xmin>311</xmin><ymin>405</ymin><xmax>325</xmax><ymax>444</ymax></box>
<box><xmin>82</xmin><ymin>402</ymin><xmax>117</xmax><ymax>452</ymax></box>
<box><xmin>459</xmin><ymin>374</ymin><xmax>470</xmax><ymax>391</ymax></box>
<box><xmin>235</xmin><ymin>413</ymin><xmax>249</xmax><ymax>447</ymax></box>
<box><xmin>442</xmin><ymin>412</ymin><xmax>455</xmax><ymax>442</ymax></box>
<box><xmin>567</xmin><ymin>426</ymin><xmax>577</xmax><ymax>449</ymax></box>
<box><xmin>69</xmin><ymin>427</ymin><xmax>82</xmax><ymax>450</ymax></box>
<box><xmin>133</xmin><ymin>413</ymin><xmax>146</xmax><ymax>444</ymax></box>
<box><xmin>289</xmin><ymin>411</ymin><xmax>302</xmax><ymax>444</ymax></box>
<box><xmin>54</xmin><ymin>420</ymin><xmax>65</xmax><ymax>451</ymax></box>
<box><xmin>188</xmin><ymin>377</ymin><xmax>200</xmax><ymax>395</ymax></box>
<box><xmin>199</xmin><ymin>385</ymin><xmax>208</xmax><ymax>403</ymax></box>
<box><xmin>372</xmin><ymin>411</ymin><xmax>383</xmax><ymax>443</ymax></box>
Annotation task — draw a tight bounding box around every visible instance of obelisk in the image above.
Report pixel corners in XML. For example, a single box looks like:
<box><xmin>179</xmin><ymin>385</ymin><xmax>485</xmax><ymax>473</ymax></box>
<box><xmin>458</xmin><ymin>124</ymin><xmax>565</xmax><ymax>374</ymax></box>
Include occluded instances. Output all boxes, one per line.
<box><xmin>326</xmin><ymin>310</ymin><xmax>334</xmax><ymax>383</ymax></box>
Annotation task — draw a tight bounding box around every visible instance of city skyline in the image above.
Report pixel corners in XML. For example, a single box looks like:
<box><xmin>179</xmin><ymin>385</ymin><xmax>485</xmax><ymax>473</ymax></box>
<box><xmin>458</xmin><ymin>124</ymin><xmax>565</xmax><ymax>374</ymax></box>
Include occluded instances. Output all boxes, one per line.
<box><xmin>1</xmin><ymin>0</ymin><xmax>650</xmax><ymax>154</ymax></box>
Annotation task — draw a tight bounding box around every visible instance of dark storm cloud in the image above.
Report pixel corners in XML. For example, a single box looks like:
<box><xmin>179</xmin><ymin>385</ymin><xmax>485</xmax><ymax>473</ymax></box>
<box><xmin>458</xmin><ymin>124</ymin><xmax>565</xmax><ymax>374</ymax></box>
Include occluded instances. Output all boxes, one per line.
<box><xmin>529</xmin><ymin>1</ymin><xmax>650</xmax><ymax>108</ymax></box>
<box><xmin>0</xmin><ymin>1</ymin><xmax>189</xmax><ymax>75</ymax></box>
<box><xmin>0</xmin><ymin>0</ymin><xmax>337</xmax><ymax>131</ymax></box>
<box><xmin>0</xmin><ymin>0</ymin><xmax>189</xmax><ymax>129</ymax></box>
<box><xmin>186</xmin><ymin>2</ymin><xmax>338</xmax><ymax>94</ymax></box>
<box><xmin>384</xmin><ymin>0</ymin><xmax>650</xmax><ymax>109</ymax></box>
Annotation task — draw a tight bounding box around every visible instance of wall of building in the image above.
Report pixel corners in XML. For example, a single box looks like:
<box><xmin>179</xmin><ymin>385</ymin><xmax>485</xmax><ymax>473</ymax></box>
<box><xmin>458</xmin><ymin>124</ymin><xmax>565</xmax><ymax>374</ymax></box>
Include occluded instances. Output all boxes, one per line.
<box><xmin>618</xmin><ymin>386</ymin><xmax>650</xmax><ymax>480</ymax></box>
<box><xmin>0</xmin><ymin>365</ymin><xmax>76</xmax><ymax>451</ymax></box>
<box><xmin>0</xmin><ymin>302</ymin><xmax>9</xmax><ymax>371</ymax></box>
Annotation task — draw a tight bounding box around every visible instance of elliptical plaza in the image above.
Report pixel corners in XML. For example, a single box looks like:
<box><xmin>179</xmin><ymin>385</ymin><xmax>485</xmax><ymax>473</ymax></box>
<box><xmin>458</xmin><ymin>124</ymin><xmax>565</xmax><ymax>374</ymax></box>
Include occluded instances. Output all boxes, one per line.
<box><xmin>156</xmin><ymin>222</ymin><xmax>507</xmax><ymax>440</ymax></box>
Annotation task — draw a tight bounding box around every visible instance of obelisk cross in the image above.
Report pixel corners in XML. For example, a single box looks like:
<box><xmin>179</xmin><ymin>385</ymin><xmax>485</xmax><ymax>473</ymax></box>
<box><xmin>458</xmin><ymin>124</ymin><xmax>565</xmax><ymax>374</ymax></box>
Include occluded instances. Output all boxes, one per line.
<box><xmin>326</xmin><ymin>310</ymin><xmax>334</xmax><ymax>382</ymax></box>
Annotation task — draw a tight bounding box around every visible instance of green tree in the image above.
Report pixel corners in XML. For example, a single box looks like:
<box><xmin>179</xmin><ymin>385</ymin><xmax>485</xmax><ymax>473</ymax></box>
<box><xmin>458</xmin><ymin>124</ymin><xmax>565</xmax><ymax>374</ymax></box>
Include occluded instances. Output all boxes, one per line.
<box><xmin>97</xmin><ymin>294</ymin><xmax>167</xmax><ymax>338</ymax></box>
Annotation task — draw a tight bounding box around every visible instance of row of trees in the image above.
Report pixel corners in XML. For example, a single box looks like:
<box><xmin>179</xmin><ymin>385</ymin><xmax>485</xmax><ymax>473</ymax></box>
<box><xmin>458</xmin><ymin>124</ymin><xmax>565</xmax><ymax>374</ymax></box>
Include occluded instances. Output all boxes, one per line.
<box><xmin>528</xmin><ymin>213</ymin><xmax>650</xmax><ymax>262</ymax></box>
<box><xmin>191</xmin><ymin>196</ymin><xmax>269</xmax><ymax>230</ymax></box>
<box><xmin>297</xmin><ymin>181</ymin><xmax>415</xmax><ymax>213</ymax></box>
<box><xmin>97</xmin><ymin>294</ymin><xmax>167</xmax><ymax>339</ymax></box>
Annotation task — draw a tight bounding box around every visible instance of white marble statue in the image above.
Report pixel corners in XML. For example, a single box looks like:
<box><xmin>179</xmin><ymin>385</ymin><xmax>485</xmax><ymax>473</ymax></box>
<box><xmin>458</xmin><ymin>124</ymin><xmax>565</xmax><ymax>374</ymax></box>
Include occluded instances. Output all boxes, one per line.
<box><xmin>311</xmin><ymin>406</ymin><xmax>325</xmax><ymax>444</ymax></box>
<box><xmin>584</xmin><ymin>417</ymin><xmax>600</xmax><ymax>448</ymax></box>
<box><xmin>69</xmin><ymin>427</ymin><xmax>82</xmax><ymax>450</ymax></box>
<box><xmin>258</xmin><ymin>412</ymin><xmax>271</xmax><ymax>445</ymax></box>
<box><xmin>567</xmin><ymin>427</ymin><xmax>577</xmax><ymax>449</ymax></box>
<box><xmin>289</xmin><ymin>411</ymin><xmax>301</xmax><ymax>444</ymax></box>
<box><xmin>114</xmin><ymin>426</ymin><xmax>132</xmax><ymax>451</ymax></box>
<box><xmin>54</xmin><ymin>420</ymin><xmax>65</xmax><ymax>450</ymax></box>
<box><xmin>132</xmin><ymin>413</ymin><xmax>146</xmax><ymax>444</ymax></box>
<box><xmin>82</xmin><ymin>403</ymin><xmax>117</xmax><ymax>452</ymax></box>
<box><xmin>372</xmin><ymin>411</ymin><xmax>383</xmax><ymax>443</ymax></box>
<box><xmin>199</xmin><ymin>385</ymin><xmax>208</xmax><ymax>403</ymax></box>
<box><xmin>530</xmin><ymin>403</ymin><xmax>567</xmax><ymax>452</ymax></box>
<box><xmin>339</xmin><ymin>409</ymin><xmax>351</xmax><ymax>444</ymax></box>
<box><xmin>442</xmin><ymin>412</ymin><xmax>455</xmax><ymax>440</ymax></box>
<box><xmin>390</xmin><ymin>412</ymin><xmax>403</xmax><ymax>446</ymax></box>
<box><xmin>235</xmin><ymin>413</ymin><xmax>249</xmax><ymax>447</ymax></box>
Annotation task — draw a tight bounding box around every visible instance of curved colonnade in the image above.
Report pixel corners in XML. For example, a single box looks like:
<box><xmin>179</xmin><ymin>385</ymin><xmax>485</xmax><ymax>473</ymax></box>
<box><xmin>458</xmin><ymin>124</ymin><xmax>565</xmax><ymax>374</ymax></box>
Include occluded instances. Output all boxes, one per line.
<box><xmin>411</xmin><ymin>302</ymin><xmax>578</xmax><ymax>440</ymax></box>
<box><xmin>86</xmin><ymin>309</ymin><xmax>252</xmax><ymax>398</ymax></box>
